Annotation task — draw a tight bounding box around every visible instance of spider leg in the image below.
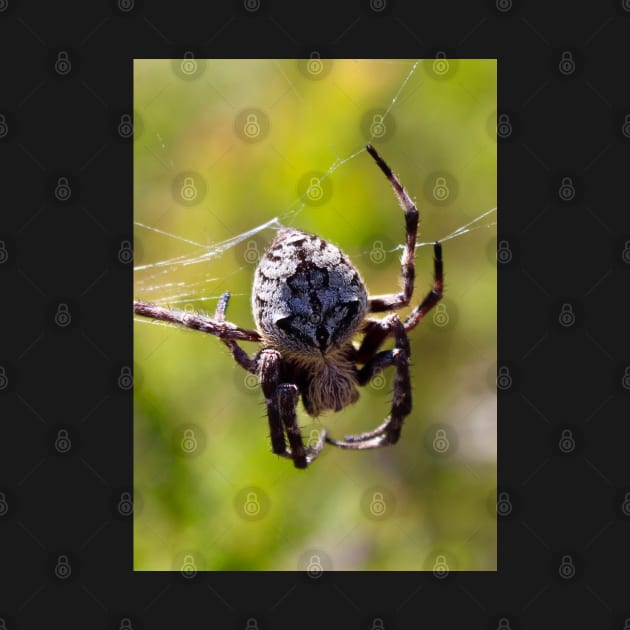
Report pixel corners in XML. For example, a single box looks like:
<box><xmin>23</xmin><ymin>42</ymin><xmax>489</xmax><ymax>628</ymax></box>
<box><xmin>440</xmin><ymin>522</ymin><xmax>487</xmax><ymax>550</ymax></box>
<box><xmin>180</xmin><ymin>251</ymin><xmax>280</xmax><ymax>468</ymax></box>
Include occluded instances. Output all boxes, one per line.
<box><xmin>404</xmin><ymin>242</ymin><xmax>443</xmax><ymax>332</ymax></box>
<box><xmin>213</xmin><ymin>292</ymin><xmax>258</xmax><ymax>372</ymax></box>
<box><xmin>326</xmin><ymin>314</ymin><xmax>411</xmax><ymax>450</ymax></box>
<box><xmin>364</xmin><ymin>144</ymin><xmax>419</xmax><ymax>313</ymax></box>
<box><xmin>354</xmin><ymin>320</ymin><xmax>393</xmax><ymax>364</ymax></box>
<box><xmin>258</xmin><ymin>349</ymin><xmax>326</xmax><ymax>469</ymax></box>
<box><xmin>134</xmin><ymin>295</ymin><xmax>262</xmax><ymax>342</ymax></box>
<box><xmin>258</xmin><ymin>349</ymin><xmax>291</xmax><ymax>458</ymax></box>
<box><xmin>354</xmin><ymin>241</ymin><xmax>443</xmax><ymax>365</ymax></box>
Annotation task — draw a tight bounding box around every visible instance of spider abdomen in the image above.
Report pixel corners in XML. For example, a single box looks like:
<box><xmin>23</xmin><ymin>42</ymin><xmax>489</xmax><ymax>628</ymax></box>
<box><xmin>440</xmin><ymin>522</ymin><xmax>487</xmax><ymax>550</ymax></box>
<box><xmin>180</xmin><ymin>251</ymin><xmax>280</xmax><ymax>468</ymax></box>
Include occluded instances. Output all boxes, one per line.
<box><xmin>253</xmin><ymin>228</ymin><xmax>368</xmax><ymax>356</ymax></box>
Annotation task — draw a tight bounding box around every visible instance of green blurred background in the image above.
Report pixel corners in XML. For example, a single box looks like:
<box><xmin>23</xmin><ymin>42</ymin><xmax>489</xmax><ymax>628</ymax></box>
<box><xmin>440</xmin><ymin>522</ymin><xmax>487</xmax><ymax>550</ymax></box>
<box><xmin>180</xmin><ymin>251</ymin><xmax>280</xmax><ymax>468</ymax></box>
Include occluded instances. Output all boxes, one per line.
<box><xmin>134</xmin><ymin>59</ymin><xmax>497</xmax><ymax>571</ymax></box>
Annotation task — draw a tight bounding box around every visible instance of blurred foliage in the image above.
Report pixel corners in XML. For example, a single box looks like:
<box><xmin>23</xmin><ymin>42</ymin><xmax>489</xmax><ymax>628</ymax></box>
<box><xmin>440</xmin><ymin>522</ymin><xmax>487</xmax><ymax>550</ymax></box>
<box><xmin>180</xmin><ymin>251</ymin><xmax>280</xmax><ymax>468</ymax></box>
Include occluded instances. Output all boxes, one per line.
<box><xmin>134</xmin><ymin>59</ymin><xmax>497</xmax><ymax>571</ymax></box>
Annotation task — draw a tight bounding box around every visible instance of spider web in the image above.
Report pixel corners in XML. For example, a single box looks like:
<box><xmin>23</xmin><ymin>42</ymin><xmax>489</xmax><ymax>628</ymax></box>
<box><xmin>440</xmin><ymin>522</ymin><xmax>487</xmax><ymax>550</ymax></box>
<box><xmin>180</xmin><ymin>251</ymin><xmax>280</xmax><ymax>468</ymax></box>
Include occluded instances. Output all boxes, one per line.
<box><xmin>134</xmin><ymin>59</ymin><xmax>497</xmax><ymax>313</ymax></box>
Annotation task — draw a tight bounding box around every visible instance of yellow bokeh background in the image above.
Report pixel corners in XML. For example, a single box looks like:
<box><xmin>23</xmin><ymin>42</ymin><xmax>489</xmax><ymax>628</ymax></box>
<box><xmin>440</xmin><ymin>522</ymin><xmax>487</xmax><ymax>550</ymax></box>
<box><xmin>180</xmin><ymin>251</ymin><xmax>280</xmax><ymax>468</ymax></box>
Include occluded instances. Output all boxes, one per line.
<box><xmin>134</xmin><ymin>58</ymin><xmax>497</xmax><ymax>571</ymax></box>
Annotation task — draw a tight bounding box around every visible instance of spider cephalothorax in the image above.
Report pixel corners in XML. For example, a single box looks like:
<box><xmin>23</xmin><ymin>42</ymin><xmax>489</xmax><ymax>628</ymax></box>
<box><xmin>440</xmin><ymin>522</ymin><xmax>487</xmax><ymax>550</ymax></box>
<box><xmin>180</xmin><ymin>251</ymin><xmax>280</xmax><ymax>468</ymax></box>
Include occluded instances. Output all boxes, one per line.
<box><xmin>134</xmin><ymin>145</ymin><xmax>444</xmax><ymax>468</ymax></box>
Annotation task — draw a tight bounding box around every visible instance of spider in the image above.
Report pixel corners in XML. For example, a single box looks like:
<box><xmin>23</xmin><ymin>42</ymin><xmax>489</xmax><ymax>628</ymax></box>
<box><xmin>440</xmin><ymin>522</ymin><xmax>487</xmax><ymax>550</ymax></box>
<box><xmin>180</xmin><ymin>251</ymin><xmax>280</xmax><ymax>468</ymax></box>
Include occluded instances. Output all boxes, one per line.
<box><xmin>134</xmin><ymin>144</ymin><xmax>443</xmax><ymax>469</ymax></box>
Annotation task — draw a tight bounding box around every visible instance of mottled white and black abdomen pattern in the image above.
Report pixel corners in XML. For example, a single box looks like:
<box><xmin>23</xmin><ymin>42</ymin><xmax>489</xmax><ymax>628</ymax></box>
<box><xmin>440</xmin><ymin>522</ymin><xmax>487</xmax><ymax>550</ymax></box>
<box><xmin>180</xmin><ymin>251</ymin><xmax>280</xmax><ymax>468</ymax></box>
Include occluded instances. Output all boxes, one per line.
<box><xmin>252</xmin><ymin>228</ymin><xmax>368</xmax><ymax>356</ymax></box>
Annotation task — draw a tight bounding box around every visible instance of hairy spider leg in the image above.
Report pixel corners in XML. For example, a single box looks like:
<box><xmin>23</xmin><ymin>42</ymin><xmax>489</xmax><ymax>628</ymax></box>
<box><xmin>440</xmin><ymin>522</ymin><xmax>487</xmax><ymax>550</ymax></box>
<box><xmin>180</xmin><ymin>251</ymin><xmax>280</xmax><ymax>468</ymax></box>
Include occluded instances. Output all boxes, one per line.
<box><xmin>133</xmin><ymin>298</ymin><xmax>262</xmax><ymax>342</ymax></box>
<box><xmin>326</xmin><ymin>314</ymin><xmax>411</xmax><ymax>449</ymax></box>
<box><xmin>354</xmin><ymin>242</ymin><xmax>443</xmax><ymax>364</ymax></box>
<box><xmin>258</xmin><ymin>349</ymin><xmax>327</xmax><ymax>469</ymax></box>
<box><xmin>327</xmin><ymin>243</ymin><xmax>442</xmax><ymax>449</ymax></box>
<box><xmin>365</xmin><ymin>144</ymin><xmax>419</xmax><ymax>313</ymax></box>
